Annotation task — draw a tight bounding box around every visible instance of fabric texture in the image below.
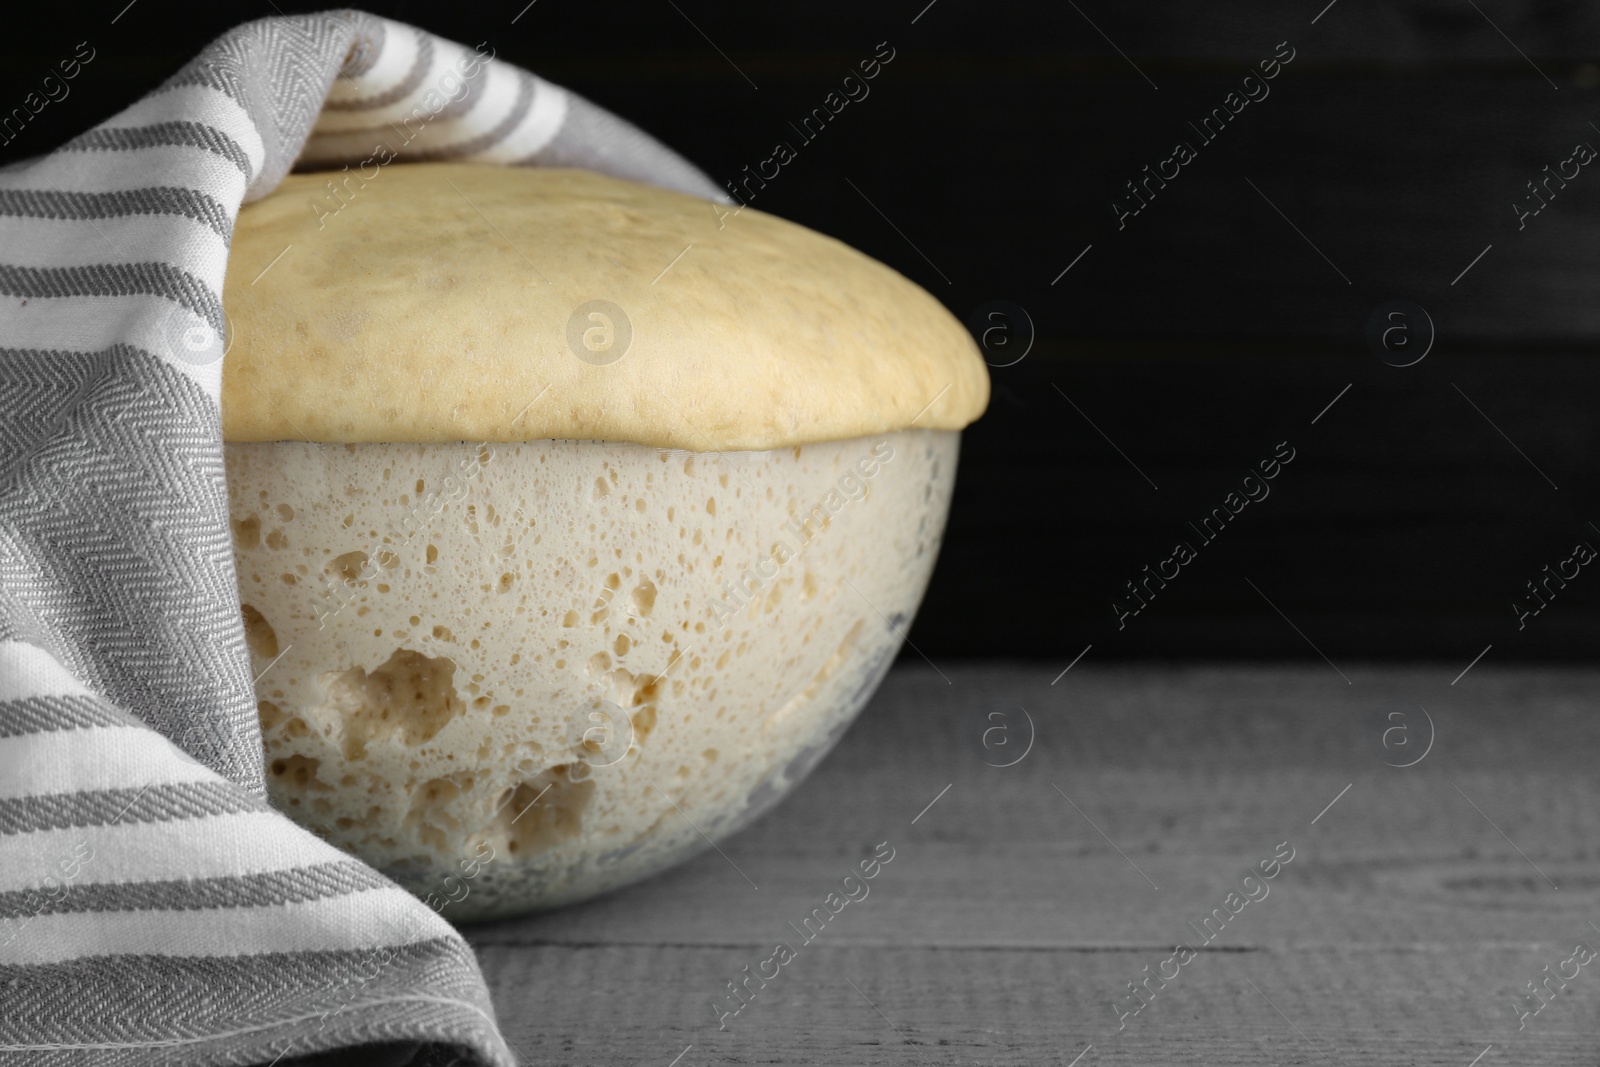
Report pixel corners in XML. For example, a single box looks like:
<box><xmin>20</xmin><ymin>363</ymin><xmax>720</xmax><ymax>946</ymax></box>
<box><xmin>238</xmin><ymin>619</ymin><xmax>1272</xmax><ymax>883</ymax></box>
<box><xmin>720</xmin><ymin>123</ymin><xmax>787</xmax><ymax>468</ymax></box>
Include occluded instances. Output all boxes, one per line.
<box><xmin>0</xmin><ymin>10</ymin><xmax>723</xmax><ymax>1065</ymax></box>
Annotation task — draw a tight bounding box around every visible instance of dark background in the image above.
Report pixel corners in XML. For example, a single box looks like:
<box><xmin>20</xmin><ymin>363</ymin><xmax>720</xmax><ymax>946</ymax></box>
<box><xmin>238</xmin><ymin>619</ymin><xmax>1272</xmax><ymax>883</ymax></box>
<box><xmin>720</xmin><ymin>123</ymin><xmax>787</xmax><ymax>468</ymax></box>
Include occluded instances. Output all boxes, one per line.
<box><xmin>8</xmin><ymin>1</ymin><xmax>1599</xmax><ymax>666</ymax></box>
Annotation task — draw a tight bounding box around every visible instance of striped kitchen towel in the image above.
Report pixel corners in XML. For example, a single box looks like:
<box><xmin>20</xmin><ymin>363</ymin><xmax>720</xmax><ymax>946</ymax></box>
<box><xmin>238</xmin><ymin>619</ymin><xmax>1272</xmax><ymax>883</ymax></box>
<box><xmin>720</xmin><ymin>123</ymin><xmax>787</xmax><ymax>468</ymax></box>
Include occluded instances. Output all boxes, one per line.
<box><xmin>0</xmin><ymin>10</ymin><xmax>723</xmax><ymax>1065</ymax></box>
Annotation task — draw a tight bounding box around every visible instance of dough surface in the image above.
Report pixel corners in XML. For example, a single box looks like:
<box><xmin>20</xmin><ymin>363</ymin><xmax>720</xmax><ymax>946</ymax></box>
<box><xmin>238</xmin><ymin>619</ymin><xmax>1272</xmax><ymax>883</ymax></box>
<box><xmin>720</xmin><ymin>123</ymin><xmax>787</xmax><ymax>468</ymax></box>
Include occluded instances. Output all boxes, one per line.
<box><xmin>221</xmin><ymin>164</ymin><xmax>988</xmax><ymax>450</ymax></box>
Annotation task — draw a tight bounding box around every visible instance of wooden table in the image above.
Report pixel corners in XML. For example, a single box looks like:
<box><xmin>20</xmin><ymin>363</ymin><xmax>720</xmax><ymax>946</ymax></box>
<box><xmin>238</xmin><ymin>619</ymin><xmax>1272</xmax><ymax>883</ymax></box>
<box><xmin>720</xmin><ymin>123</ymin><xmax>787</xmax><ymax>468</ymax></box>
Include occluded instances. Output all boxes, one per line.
<box><xmin>467</xmin><ymin>663</ymin><xmax>1600</xmax><ymax>1066</ymax></box>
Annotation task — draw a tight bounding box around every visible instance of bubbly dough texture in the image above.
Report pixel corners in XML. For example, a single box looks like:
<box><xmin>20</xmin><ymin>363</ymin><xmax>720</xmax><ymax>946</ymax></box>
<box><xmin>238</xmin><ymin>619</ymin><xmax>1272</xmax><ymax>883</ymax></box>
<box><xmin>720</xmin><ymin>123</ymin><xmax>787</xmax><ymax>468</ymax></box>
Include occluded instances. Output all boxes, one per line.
<box><xmin>226</xmin><ymin>431</ymin><xmax>956</xmax><ymax>916</ymax></box>
<box><xmin>221</xmin><ymin>164</ymin><xmax>988</xmax><ymax>450</ymax></box>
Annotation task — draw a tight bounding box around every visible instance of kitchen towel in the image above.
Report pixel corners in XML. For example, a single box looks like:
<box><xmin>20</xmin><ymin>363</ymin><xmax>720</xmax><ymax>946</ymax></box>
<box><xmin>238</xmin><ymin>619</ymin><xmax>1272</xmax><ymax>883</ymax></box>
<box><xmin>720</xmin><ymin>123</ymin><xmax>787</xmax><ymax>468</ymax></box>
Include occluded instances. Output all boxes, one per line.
<box><xmin>0</xmin><ymin>10</ymin><xmax>723</xmax><ymax>1065</ymax></box>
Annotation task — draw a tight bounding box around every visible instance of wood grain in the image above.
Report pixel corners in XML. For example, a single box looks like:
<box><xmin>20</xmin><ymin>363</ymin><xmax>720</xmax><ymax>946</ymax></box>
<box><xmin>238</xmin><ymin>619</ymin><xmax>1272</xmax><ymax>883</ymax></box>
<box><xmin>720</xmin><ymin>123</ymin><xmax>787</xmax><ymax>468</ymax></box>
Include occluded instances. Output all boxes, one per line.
<box><xmin>467</xmin><ymin>664</ymin><xmax>1600</xmax><ymax>1066</ymax></box>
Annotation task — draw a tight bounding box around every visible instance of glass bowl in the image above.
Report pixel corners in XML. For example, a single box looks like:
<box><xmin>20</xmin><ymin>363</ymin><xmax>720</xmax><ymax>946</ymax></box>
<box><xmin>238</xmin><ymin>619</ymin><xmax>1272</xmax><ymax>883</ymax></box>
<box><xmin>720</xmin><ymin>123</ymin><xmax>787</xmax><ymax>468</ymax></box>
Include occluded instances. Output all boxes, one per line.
<box><xmin>225</xmin><ymin>428</ymin><xmax>957</xmax><ymax>919</ymax></box>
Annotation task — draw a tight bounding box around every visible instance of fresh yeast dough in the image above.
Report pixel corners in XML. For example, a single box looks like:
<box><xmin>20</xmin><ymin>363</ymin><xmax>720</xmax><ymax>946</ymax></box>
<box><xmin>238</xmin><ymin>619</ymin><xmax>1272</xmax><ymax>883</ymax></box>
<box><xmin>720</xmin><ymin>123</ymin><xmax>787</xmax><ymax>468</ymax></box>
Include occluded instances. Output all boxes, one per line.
<box><xmin>222</xmin><ymin>164</ymin><xmax>987</xmax><ymax>450</ymax></box>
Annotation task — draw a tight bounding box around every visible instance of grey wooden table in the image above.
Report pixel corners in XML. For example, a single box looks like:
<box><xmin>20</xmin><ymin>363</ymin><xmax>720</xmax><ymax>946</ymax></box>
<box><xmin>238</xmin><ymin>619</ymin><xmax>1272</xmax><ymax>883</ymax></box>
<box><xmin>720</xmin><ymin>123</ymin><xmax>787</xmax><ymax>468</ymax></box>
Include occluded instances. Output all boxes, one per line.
<box><xmin>465</xmin><ymin>663</ymin><xmax>1600</xmax><ymax>1066</ymax></box>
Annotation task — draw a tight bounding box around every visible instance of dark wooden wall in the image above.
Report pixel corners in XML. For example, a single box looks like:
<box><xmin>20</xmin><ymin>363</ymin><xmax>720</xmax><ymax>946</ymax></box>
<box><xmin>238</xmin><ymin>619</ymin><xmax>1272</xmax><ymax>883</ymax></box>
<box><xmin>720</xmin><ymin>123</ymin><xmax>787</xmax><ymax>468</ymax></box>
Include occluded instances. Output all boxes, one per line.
<box><xmin>7</xmin><ymin>0</ymin><xmax>1598</xmax><ymax>662</ymax></box>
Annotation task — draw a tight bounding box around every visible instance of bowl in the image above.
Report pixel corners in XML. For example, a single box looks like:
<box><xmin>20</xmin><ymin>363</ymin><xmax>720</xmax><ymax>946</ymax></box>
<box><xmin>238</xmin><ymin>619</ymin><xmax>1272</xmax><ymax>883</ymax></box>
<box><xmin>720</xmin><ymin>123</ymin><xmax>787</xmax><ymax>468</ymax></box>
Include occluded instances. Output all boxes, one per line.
<box><xmin>227</xmin><ymin>429</ymin><xmax>958</xmax><ymax>917</ymax></box>
<box><xmin>220</xmin><ymin>162</ymin><xmax>987</xmax><ymax>918</ymax></box>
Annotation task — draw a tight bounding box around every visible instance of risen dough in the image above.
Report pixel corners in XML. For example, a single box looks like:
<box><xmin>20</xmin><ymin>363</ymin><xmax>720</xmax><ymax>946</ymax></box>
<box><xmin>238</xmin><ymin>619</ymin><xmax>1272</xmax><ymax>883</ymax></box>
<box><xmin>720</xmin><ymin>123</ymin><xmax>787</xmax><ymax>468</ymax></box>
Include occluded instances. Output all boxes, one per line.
<box><xmin>221</xmin><ymin>164</ymin><xmax>987</xmax><ymax>449</ymax></box>
<box><xmin>219</xmin><ymin>161</ymin><xmax>984</xmax><ymax>914</ymax></box>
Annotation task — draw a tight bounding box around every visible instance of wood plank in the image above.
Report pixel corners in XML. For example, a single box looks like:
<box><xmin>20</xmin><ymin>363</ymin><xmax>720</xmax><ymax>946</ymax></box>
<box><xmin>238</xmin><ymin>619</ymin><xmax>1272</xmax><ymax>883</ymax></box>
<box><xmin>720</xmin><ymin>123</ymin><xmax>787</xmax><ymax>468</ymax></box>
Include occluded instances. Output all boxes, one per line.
<box><xmin>479</xmin><ymin>945</ymin><xmax>1598</xmax><ymax>1067</ymax></box>
<box><xmin>469</xmin><ymin>664</ymin><xmax>1599</xmax><ymax>1065</ymax></box>
<box><xmin>911</xmin><ymin>343</ymin><xmax>1600</xmax><ymax>662</ymax></box>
